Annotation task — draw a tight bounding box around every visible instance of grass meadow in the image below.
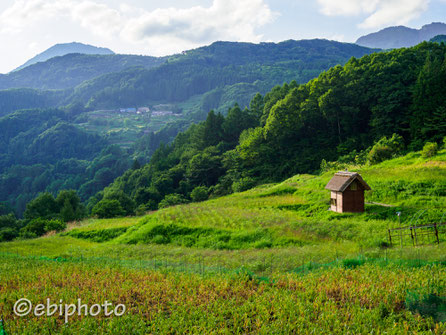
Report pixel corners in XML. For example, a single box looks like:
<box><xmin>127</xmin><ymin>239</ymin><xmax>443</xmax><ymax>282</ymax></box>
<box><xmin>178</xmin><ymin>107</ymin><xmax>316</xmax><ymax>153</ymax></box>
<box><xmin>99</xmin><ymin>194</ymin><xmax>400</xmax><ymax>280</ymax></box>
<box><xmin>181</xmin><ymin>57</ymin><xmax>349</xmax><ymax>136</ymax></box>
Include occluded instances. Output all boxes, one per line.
<box><xmin>0</xmin><ymin>150</ymin><xmax>445</xmax><ymax>333</ymax></box>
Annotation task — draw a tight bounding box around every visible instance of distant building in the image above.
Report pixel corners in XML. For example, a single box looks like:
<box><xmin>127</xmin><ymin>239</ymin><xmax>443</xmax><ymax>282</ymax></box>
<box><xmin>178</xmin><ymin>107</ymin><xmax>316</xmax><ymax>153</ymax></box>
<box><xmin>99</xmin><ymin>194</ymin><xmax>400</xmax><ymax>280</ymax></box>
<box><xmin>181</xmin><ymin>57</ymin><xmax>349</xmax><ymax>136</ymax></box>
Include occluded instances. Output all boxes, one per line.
<box><xmin>152</xmin><ymin>111</ymin><xmax>174</xmax><ymax>117</ymax></box>
<box><xmin>325</xmin><ymin>171</ymin><xmax>371</xmax><ymax>213</ymax></box>
<box><xmin>138</xmin><ymin>107</ymin><xmax>150</xmax><ymax>113</ymax></box>
<box><xmin>119</xmin><ymin>108</ymin><xmax>137</xmax><ymax>113</ymax></box>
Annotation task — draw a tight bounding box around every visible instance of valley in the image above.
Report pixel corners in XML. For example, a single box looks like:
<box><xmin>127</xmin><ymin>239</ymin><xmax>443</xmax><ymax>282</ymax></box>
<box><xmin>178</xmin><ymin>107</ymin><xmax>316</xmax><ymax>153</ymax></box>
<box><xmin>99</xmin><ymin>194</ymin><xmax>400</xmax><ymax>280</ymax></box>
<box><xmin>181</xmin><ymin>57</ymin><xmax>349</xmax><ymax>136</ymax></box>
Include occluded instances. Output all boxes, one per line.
<box><xmin>0</xmin><ymin>19</ymin><xmax>445</xmax><ymax>334</ymax></box>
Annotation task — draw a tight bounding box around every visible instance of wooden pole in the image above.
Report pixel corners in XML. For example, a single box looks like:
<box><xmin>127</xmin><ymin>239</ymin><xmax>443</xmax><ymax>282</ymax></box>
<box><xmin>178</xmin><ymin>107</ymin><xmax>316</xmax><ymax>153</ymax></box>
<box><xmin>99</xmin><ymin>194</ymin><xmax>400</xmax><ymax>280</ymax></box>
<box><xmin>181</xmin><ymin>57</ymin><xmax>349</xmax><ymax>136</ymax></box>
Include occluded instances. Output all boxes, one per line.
<box><xmin>413</xmin><ymin>225</ymin><xmax>418</xmax><ymax>247</ymax></box>
<box><xmin>434</xmin><ymin>223</ymin><xmax>439</xmax><ymax>245</ymax></box>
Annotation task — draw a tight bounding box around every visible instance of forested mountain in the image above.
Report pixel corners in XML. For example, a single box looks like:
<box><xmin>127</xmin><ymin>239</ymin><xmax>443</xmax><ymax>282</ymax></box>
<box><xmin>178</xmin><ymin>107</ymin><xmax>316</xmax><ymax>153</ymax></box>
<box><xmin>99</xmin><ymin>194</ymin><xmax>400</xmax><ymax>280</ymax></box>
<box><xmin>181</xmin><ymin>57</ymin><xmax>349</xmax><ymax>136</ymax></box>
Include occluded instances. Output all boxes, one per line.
<box><xmin>0</xmin><ymin>88</ymin><xmax>68</xmax><ymax>117</ymax></box>
<box><xmin>70</xmin><ymin>40</ymin><xmax>377</xmax><ymax>110</ymax></box>
<box><xmin>356</xmin><ymin>22</ymin><xmax>446</xmax><ymax>49</ymax></box>
<box><xmin>0</xmin><ymin>54</ymin><xmax>165</xmax><ymax>90</ymax></box>
<box><xmin>1</xmin><ymin>40</ymin><xmax>445</xmax><ymax>230</ymax></box>
<box><xmin>0</xmin><ymin>39</ymin><xmax>378</xmax><ymax>216</ymax></box>
<box><xmin>91</xmin><ymin>42</ymin><xmax>445</xmax><ymax>216</ymax></box>
<box><xmin>0</xmin><ymin>39</ymin><xmax>376</xmax><ymax>119</ymax></box>
<box><xmin>12</xmin><ymin>42</ymin><xmax>114</xmax><ymax>72</ymax></box>
<box><xmin>0</xmin><ymin>106</ymin><xmax>133</xmax><ymax>214</ymax></box>
<box><xmin>431</xmin><ymin>35</ymin><xmax>446</xmax><ymax>43</ymax></box>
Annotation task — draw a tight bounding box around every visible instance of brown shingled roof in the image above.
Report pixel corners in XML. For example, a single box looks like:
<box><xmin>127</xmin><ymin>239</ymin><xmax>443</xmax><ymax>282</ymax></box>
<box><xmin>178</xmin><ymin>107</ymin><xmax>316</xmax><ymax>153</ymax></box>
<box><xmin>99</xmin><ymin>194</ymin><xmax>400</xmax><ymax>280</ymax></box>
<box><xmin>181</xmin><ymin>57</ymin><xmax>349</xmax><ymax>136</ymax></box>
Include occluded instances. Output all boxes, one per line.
<box><xmin>325</xmin><ymin>171</ymin><xmax>371</xmax><ymax>192</ymax></box>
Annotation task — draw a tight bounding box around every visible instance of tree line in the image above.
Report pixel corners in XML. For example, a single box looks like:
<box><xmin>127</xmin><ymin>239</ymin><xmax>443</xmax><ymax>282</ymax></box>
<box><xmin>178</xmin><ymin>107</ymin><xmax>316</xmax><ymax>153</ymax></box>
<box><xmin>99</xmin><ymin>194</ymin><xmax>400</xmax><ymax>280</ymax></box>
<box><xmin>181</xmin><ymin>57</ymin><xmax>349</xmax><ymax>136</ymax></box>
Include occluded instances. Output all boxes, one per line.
<box><xmin>1</xmin><ymin>42</ymin><xmax>445</xmax><ymax>240</ymax></box>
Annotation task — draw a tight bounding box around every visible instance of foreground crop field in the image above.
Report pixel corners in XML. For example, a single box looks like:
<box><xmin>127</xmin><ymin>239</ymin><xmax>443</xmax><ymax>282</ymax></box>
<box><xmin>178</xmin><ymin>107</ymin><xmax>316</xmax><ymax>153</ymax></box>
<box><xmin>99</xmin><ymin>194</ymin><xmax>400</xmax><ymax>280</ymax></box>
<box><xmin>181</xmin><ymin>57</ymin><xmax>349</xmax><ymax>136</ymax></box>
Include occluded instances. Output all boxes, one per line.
<box><xmin>0</xmin><ymin>255</ymin><xmax>445</xmax><ymax>334</ymax></box>
<box><xmin>1</xmin><ymin>150</ymin><xmax>445</xmax><ymax>333</ymax></box>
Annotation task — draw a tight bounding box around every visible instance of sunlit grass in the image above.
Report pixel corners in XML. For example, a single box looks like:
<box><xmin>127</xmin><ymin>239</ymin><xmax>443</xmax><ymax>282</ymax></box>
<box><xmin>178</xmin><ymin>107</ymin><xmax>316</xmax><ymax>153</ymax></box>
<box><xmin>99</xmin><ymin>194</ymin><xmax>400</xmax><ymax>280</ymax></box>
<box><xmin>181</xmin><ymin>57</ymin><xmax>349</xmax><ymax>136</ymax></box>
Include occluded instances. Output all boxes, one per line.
<box><xmin>0</xmin><ymin>149</ymin><xmax>445</xmax><ymax>333</ymax></box>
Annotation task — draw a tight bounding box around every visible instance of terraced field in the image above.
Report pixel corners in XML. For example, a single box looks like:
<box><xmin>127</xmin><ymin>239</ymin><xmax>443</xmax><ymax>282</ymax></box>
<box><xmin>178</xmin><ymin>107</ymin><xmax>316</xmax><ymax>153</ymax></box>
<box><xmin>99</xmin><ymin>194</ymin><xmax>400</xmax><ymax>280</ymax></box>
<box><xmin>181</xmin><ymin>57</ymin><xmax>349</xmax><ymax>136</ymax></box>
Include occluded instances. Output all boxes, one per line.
<box><xmin>1</xmin><ymin>149</ymin><xmax>445</xmax><ymax>333</ymax></box>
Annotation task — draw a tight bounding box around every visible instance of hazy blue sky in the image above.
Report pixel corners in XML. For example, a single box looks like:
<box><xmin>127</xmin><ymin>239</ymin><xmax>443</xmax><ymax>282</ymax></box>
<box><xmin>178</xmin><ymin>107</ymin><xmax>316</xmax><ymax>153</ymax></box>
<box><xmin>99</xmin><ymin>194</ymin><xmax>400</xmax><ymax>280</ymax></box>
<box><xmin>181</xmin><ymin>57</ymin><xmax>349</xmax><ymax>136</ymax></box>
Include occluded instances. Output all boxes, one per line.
<box><xmin>0</xmin><ymin>0</ymin><xmax>445</xmax><ymax>73</ymax></box>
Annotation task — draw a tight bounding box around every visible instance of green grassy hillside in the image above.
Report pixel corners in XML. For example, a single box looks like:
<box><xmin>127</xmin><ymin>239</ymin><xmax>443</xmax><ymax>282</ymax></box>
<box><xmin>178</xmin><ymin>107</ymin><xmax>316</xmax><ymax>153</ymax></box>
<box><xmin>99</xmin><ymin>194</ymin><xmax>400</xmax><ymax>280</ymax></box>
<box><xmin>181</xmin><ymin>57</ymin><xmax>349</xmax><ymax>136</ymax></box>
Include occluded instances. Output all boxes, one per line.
<box><xmin>1</xmin><ymin>149</ymin><xmax>445</xmax><ymax>333</ymax></box>
<box><xmin>2</xmin><ymin>148</ymin><xmax>446</xmax><ymax>260</ymax></box>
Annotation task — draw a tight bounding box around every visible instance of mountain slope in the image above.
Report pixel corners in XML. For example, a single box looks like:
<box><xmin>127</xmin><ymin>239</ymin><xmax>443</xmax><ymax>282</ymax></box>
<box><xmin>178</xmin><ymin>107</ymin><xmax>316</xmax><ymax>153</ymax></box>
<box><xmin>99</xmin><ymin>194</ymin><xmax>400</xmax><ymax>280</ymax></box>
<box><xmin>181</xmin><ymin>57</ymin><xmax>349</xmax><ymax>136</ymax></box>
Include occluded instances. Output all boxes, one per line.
<box><xmin>356</xmin><ymin>22</ymin><xmax>446</xmax><ymax>49</ymax></box>
<box><xmin>0</xmin><ymin>39</ymin><xmax>379</xmax><ymax>216</ymax></box>
<box><xmin>0</xmin><ymin>88</ymin><xmax>68</xmax><ymax>117</ymax></box>
<box><xmin>70</xmin><ymin>39</ymin><xmax>377</xmax><ymax>110</ymax></box>
<box><xmin>12</xmin><ymin>42</ymin><xmax>114</xmax><ymax>72</ymax></box>
<box><xmin>431</xmin><ymin>35</ymin><xmax>446</xmax><ymax>43</ymax></box>
<box><xmin>0</xmin><ymin>54</ymin><xmax>165</xmax><ymax>90</ymax></box>
<box><xmin>0</xmin><ymin>147</ymin><xmax>445</xmax><ymax>333</ymax></box>
<box><xmin>92</xmin><ymin>41</ymin><xmax>446</xmax><ymax>217</ymax></box>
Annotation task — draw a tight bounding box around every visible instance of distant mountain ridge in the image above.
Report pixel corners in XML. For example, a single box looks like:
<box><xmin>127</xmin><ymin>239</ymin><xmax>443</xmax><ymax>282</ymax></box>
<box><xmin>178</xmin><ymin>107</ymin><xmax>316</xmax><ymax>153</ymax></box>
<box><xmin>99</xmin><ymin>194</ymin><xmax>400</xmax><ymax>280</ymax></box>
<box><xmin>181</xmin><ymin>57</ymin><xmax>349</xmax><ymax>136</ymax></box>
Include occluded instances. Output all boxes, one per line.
<box><xmin>356</xmin><ymin>22</ymin><xmax>446</xmax><ymax>49</ymax></box>
<box><xmin>0</xmin><ymin>53</ymin><xmax>165</xmax><ymax>90</ymax></box>
<box><xmin>12</xmin><ymin>42</ymin><xmax>114</xmax><ymax>72</ymax></box>
<box><xmin>0</xmin><ymin>39</ymin><xmax>377</xmax><ymax>119</ymax></box>
<box><xmin>70</xmin><ymin>39</ymin><xmax>377</xmax><ymax>110</ymax></box>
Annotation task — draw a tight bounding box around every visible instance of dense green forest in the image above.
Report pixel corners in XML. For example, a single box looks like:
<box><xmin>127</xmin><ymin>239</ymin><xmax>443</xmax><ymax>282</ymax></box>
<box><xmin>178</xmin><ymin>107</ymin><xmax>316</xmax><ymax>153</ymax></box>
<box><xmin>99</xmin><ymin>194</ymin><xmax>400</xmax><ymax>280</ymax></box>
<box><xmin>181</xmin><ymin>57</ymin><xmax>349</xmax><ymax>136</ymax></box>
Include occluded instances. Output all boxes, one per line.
<box><xmin>3</xmin><ymin>41</ymin><xmax>446</xmax><ymax>242</ymax></box>
<box><xmin>86</xmin><ymin>42</ymin><xmax>446</xmax><ymax>218</ymax></box>
<box><xmin>0</xmin><ymin>40</ymin><xmax>374</xmax><ymax>120</ymax></box>
<box><xmin>0</xmin><ymin>39</ymin><xmax>374</xmax><ymax>219</ymax></box>
<box><xmin>0</xmin><ymin>54</ymin><xmax>164</xmax><ymax>90</ymax></box>
<box><xmin>70</xmin><ymin>40</ymin><xmax>376</xmax><ymax>109</ymax></box>
<box><xmin>0</xmin><ymin>88</ymin><xmax>68</xmax><ymax>117</ymax></box>
<box><xmin>431</xmin><ymin>35</ymin><xmax>446</xmax><ymax>43</ymax></box>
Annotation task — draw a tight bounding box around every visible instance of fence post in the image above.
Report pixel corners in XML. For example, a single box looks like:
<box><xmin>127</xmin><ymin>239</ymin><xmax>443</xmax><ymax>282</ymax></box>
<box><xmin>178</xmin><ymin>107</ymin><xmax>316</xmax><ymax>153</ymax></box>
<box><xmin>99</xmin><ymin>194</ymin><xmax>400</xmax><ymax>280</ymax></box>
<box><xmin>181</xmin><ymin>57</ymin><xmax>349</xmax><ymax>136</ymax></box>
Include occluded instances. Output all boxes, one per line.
<box><xmin>388</xmin><ymin>229</ymin><xmax>392</xmax><ymax>247</ymax></box>
<box><xmin>413</xmin><ymin>226</ymin><xmax>418</xmax><ymax>247</ymax></box>
<box><xmin>434</xmin><ymin>223</ymin><xmax>439</xmax><ymax>245</ymax></box>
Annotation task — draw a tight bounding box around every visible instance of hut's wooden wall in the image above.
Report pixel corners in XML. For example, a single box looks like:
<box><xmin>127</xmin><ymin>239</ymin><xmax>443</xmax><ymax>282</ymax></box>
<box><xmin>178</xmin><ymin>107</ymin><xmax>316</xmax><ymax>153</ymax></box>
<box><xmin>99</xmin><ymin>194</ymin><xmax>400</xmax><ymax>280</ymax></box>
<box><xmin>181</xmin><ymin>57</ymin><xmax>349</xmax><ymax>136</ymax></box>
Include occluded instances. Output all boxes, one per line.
<box><xmin>341</xmin><ymin>182</ymin><xmax>365</xmax><ymax>212</ymax></box>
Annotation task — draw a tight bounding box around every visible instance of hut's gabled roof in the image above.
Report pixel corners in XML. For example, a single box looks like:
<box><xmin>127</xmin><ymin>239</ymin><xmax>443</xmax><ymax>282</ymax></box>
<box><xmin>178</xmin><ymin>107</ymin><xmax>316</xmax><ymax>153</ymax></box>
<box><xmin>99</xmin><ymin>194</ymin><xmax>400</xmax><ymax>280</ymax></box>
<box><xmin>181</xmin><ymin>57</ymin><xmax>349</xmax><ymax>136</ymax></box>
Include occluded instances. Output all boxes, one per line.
<box><xmin>325</xmin><ymin>171</ymin><xmax>371</xmax><ymax>192</ymax></box>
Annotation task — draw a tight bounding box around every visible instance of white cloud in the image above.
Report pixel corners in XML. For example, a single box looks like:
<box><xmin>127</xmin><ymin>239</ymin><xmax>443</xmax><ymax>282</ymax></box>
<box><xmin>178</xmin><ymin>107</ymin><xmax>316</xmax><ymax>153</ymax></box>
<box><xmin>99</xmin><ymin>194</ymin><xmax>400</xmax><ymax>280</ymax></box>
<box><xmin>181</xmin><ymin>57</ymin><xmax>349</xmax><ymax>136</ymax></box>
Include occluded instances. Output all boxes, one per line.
<box><xmin>122</xmin><ymin>0</ymin><xmax>276</xmax><ymax>45</ymax></box>
<box><xmin>0</xmin><ymin>0</ymin><xmax>276</xmax><ymax>55</ymax></box>
<box><xmin>318</xmin><ymin>0</ymin><xmax>380</xmax><ymax>16</ymax></box>
<box><xmin>317</xmin><ymin>0</ymin><xmax>430</xmax><ymax>29</ymax></box>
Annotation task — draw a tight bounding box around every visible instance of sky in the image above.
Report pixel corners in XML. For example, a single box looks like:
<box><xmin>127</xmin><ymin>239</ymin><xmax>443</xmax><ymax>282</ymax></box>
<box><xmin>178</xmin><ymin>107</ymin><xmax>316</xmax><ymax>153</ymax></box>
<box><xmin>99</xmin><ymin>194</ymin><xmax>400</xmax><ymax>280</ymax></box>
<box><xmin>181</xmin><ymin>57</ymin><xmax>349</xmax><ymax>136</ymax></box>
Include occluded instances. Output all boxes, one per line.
<box><xmin>0</xmin><ymin>0</ymin><xmax>445</xmax><ymax>73</ymax></box>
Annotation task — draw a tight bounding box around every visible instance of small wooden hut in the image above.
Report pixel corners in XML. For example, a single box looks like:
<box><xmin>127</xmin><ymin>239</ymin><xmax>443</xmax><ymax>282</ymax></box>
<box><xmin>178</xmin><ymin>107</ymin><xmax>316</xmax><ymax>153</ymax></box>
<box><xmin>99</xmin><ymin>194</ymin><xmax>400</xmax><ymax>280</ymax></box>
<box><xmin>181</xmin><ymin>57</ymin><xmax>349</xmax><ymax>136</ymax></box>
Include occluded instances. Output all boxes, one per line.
<box><xmin>325</xmin><ymin>171</ymin><xmax>371</xmax><ymax>213</ymax></box>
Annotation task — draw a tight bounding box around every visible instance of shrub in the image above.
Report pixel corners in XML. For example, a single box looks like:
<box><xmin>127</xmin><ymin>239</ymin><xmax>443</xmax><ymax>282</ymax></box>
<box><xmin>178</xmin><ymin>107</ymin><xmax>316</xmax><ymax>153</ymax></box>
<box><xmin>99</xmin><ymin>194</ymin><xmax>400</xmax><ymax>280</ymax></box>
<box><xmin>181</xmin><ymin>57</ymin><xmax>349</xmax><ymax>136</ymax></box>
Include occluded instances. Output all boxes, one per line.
<box><xmin>367</xmin><ymin>133</ymin><xmax>404</xmax><ymax>164</ymax></box>
<box><xmin>421</xmin><ymin>142</ymin><xmax>438</xmax><ymax>158</ymax></box>
<box><xmin>191</xmin><ymin>186</ymin><xmax>209</xmax><ymax>202</ymax></box>
<box><xmin>0</xmin><ymin>227</ymin><xmax>18</xmax><ymax>242</ymax></box>
<box><xmin>367</xmin><ymin>145</ymin><xmax>393</xmax><ymax>164</ymax></box>
<box><xmin>103</xmin><ymin>191</ymin><xmax>135</xmax><ymax>216</ymax></box>
<box><xmin>44</xmin><ymin>219</ymin><xmax>66</xmax><ymax>232</ymax></box>
<box><xmin>92</xmin><ymin>199</ymin><xmax>126</xmax><ymax>218</ymax></box>
<box><xmin>21</xmin><ymin>219</ymin><xmax>46</xmax><ymax>236</ymax></box>
<box><xmin>135</xmin><ymin>201</ymin><xmax>158</xmax><ymax>216</ymax></box>
<box><xmin>158</xmin><ymin>194</ymin><xmax>188</xmax><ymax>209</ymax></box>
<box><xmin>0</xmin><ymin>214</ymin><xmax>17</xmax><ymax>229</ymax></box>
<box><xmin>19</xmin><ymin>218</ymin><xmax>66</xmax><ymax>239</ymax></box>
<box><xmin>232</xmin><ymin>177</ymin><xmax>256</xmax><ymax>193</ymax></box>
<box><xmin>342</xmin><ymin>258</ymin><xmax>365</xmax><ymax>269</ymax></box>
